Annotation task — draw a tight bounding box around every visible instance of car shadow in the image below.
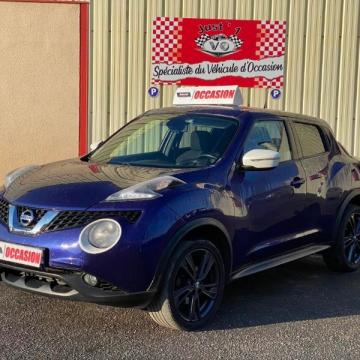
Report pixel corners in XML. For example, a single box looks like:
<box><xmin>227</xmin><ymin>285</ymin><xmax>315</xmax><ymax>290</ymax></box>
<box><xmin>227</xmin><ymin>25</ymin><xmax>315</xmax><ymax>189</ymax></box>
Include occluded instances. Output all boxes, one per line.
<box><xmin>2</xmin><ymin>254</ymin><xmax>360</xmax><ymax>336</ymax></box>
<box><xmin>207</xmin><ymin>254</ymin><xmax>360</xmax><ymax>331</ymax></box>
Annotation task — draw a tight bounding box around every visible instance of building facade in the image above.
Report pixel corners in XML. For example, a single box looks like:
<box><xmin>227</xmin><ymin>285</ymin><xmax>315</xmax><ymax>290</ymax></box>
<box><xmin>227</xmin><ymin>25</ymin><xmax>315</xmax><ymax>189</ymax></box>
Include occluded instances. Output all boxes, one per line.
<box><xmin>0</xmin><ymin>0</ymin><xmax>359</xmax><ymax>181</ymax></box>
<box><xmin>90</xmin><ymin>0</ymin><xmax>360</xmax><ymax>156</ymax></box>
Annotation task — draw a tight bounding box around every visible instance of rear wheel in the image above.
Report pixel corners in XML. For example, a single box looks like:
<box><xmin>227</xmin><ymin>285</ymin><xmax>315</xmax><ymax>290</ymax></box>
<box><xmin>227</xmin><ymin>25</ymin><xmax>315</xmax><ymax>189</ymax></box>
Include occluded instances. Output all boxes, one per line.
<box><xmin>148</xmin><ymin>240</ymin><xmax>225</xmax><ymax>331</ymax></box>
<box><xmin>323</xmin><ymin>204</ymin><xmax>360</xmax><ymax>272</ymax></box>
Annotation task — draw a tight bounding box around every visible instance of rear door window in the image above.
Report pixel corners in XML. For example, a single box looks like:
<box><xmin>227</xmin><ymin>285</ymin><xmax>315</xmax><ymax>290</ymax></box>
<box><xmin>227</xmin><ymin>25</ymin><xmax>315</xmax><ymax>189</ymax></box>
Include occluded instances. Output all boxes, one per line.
<box><xmin>293</xmin><ymin>122</ymin><xmax>327</xmax><ymax>158</ymax></box>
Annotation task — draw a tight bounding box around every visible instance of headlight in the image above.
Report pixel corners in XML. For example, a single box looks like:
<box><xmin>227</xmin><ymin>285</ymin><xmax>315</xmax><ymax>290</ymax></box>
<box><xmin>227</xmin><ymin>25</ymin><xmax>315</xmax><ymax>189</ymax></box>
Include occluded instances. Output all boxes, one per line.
<box><xmin>79</xmin><ymin>219</ymin><xmax>121</xmax><ymax>254</ymax></box>
<box><xmin>105</xmin><ymin>175</ymin><xmax>185</xmax><ymax>201</ymax></box>
<box><xmin>4</xmin><ymin>165</ymin><xmax>40</xmax><ymax>189</ymax></box>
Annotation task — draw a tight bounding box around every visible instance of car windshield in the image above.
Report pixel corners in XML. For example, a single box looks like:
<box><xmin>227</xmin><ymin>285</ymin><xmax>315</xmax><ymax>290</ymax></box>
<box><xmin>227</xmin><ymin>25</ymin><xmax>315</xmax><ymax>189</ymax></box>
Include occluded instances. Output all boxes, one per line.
<box><xmin>89</xmin><ymin>113</ymin><xmax>238</xmax><ymax>168</ymax></box>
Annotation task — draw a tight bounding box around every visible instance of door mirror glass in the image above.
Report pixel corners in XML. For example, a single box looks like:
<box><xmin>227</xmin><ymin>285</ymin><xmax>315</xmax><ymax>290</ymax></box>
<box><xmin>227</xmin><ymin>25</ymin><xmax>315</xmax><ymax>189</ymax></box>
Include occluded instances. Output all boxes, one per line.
<box><xmin>242</xmin><ymin>149</ymin><xmax>280</xmax><ymax>169</ymax></box>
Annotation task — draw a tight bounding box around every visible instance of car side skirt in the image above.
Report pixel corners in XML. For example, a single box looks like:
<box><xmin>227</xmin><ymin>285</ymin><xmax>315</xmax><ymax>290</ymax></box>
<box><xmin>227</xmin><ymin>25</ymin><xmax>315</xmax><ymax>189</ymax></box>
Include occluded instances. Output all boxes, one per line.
<box><xmin>231</xmin><ymin>244</ymin><xmax>330</xmax><ymax>280</ymax></box>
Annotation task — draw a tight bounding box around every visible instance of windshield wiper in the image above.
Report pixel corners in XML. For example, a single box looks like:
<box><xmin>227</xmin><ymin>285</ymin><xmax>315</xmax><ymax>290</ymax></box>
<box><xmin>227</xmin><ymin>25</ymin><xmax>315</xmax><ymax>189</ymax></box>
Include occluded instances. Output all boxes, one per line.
<box><xmin>107</xmin><ymin>160</ymin><xmax>137</xmax><ymax>166</ymax></box>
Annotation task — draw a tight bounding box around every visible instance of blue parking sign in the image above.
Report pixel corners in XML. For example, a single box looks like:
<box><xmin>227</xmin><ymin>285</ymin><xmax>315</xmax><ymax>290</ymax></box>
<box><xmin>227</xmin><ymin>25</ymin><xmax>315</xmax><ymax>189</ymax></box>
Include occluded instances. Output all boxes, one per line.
<box><xmin>148</xmin><ymin>87</ymin><xmax>159</xmax><ymax>97</ymax></box>
<box><xmin>270</xmin><ymin>89</ymin><xmax>282</xmax><ymax>100</ymax></box>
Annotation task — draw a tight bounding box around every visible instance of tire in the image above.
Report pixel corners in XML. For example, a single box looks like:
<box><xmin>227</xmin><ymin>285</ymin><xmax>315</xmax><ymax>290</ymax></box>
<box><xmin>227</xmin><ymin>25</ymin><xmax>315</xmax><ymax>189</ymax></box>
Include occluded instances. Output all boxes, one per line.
<box><xmin>323</xmin><ymin>204</ymin><xmax>360</xmax><ymax>272</ymax></box>
<box><xmin>148</xmin><ymin>239</ymin><xmax>225</xmax><ymax>331</ymax></box>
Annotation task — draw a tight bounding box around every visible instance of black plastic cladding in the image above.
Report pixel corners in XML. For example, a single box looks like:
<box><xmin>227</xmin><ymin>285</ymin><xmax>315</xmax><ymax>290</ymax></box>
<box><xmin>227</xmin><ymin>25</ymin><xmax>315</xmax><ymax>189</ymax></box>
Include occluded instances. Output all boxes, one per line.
<box><xmin>0</xmin><ymin>197</ymin><xmax>9</xmax><ymax>225</ymax></box>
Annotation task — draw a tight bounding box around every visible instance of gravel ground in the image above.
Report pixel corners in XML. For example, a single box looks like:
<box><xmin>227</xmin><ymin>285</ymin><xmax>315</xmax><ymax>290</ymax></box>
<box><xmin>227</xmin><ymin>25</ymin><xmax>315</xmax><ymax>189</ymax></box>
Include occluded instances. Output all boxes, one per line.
<box><xmin>1</xmin><ymin>255</ymin><xmax>360</xmax><ymax>360</ymax></box>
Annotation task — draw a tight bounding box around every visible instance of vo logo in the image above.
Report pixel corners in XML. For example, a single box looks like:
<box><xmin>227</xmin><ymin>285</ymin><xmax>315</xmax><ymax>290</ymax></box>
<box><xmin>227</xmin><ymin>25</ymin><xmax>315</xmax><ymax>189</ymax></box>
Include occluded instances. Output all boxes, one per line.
<box><xmin>196</xmin><ymin>33</ymin><xmax>243</xmax><ymax>58</ymax></box>
<box><xmin>208</xmin><ymin>39</ymin><xmax>232</xmax><ymax>52</ymax></box>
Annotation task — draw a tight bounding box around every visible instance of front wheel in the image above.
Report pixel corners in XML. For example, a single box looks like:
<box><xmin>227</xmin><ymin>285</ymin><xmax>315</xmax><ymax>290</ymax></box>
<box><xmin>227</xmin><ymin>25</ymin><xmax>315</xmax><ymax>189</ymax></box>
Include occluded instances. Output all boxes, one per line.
<box><xmin>323</xmin><ymin>204</ymin><xmax>360</xmax><ymax>272</ymax></box>
<box><xmin>148</xmin><ymin>240</ymin><xmax>225</xmax><ymax>331</ymax></box>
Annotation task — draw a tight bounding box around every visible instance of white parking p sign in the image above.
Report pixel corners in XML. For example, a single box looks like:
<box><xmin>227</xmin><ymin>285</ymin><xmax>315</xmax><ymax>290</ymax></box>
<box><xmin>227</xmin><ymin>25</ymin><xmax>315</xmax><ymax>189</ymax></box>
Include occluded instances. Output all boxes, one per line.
<box><xmin>148</xmin><ymin>87</ymin><xmax>159</xmax><ymax>97</ymax></box>
<box><xmin>271</xmin><ymin>89</ymin><xmax>282</xmax><ymax>100</ymax></box>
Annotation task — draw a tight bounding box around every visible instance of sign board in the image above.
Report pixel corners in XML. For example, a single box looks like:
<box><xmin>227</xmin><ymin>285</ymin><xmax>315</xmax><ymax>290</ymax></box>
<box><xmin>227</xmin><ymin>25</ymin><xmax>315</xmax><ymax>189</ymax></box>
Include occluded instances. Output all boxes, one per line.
<box><xmin>173</xmin><ymin>86</ymin><xmax>242</xmax><ymax>106</ymax></box>
<box><xmin>152</xmin><ymin>17</ymin><xmax>286</xmax><ymax>88</ymax></box>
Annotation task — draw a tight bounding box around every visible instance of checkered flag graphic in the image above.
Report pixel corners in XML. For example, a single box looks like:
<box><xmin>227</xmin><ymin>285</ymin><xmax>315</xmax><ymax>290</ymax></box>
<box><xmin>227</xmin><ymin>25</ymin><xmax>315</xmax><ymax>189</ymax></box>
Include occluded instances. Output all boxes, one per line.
<box><xmin>195</xmin><ymin>34</ymin><xmax>211</xmax><ymax>47</ymax></box>
<box><xmin>229</xmin><ymin>35</ymin><xmax>243</xmax><ymax>48</ymax></box>
<box><xmin>152</xmin><ymin>17</ymin><xmax>183</xmax><ymax>65</ymax></box>
<box><xmin>255</xmin><ymin>20</ymin><xmax>286</xmax><ymax>59</ymax></box>
<box><xmin>255</xmin><ymin>76</ymin><xmax>284</xmax><ymax>89</ymax></box>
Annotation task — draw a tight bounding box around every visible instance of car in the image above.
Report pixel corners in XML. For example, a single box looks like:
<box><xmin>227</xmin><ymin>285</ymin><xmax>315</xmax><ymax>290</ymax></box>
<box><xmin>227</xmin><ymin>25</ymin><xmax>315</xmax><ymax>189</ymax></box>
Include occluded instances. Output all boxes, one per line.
<box><xmin>1</xmin><ymin>91</ymin><xmax>360</xmax><ymax>331</ymax></box>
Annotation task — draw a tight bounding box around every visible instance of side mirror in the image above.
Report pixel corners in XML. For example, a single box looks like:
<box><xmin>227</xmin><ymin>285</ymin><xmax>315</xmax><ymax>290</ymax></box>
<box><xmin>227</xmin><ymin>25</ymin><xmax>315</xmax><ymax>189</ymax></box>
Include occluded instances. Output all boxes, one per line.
<box><xmin>242</xmin><ymin>149</ymin><xmax>280</xmax><ymax>170</ymax></box>
<box><xmin>90</xmin><ymin>141</ymin><xmax>103</xmax><ymax>152</ymax></box>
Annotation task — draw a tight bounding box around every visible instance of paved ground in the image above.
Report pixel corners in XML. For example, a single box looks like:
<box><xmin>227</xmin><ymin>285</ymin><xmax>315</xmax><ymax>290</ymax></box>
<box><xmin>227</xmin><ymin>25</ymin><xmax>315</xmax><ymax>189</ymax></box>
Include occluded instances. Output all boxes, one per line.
<box><xmin>1</xmin><ymin>255</ymin><xmax>360</xmax><ymax>359</ymax></box>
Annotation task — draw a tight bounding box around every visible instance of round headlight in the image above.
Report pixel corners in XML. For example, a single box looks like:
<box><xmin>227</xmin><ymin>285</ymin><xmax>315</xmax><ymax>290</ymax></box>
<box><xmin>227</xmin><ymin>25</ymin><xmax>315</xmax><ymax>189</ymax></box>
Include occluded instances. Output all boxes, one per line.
<box><xmin>79</xmin><ymin>219</ymin><xmax>121</xmax><ymax>254</ymax></box>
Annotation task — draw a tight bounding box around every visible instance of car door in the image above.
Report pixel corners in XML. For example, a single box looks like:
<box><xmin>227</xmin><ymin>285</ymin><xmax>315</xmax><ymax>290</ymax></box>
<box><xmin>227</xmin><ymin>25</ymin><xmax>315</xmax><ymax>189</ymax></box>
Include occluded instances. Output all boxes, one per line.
<box><xmin>230</xmin><ymin>116</ymin><xmax>310</xmax><ymax>264</ymax></box>
<box><xmin>291</xmin><ymin>121</ymin><xmax>336</xmax><ymax>241</ymax></box>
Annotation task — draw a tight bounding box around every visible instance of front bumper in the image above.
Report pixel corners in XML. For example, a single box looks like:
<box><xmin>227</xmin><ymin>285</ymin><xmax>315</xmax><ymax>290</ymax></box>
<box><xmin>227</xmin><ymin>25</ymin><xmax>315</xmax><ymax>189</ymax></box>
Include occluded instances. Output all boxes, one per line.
<box><xmin>0</xmin><ymin>215</ymin><xmax>150</xmax><ymax>293</ymax></box>
<box><xmin>0</xmin><ymin>262</ymin><xmax>155</xmax><ymax>308</ymax></box>
<box><xmin>0</xmin><ymin>193</ymin><xmax>183</xmax><ymax>297</ymax></box>
<box><xmin>0</xmin><ymin>192</ymin><xmax>156</xmax><ymax>292</ymax></box>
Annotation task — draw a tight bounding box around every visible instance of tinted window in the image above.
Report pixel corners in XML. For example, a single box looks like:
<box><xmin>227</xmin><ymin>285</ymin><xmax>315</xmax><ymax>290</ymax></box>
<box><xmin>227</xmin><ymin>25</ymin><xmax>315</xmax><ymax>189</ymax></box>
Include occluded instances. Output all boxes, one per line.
<box><xmin>294</xmin><ymin>123</ymin><xmax>326</xmax><ymax>157</ymax></box>
<box><xmin>244</xmin><ymin>120</ymin><xmax>292</xmax><ymax>162</ymax></box>
<box><xmin>89</xmin><ymin>114</ymin><xmax>238</xmax><ymax>168</ymax></box>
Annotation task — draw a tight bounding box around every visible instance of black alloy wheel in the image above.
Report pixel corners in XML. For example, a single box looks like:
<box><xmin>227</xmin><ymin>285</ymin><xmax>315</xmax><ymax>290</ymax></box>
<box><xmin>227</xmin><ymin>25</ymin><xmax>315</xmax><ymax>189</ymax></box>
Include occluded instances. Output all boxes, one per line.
<box><xmin>170</xmin><ymin>248</ymin><xmax>220</xmax><ymax>323</ymax></box>
<box><xmin>323</xmin><ymin>204</ymin><xmax>360</xmax><ymax>272</ymax></box>
<box><xmin>343</xmin><ymin>212</ymin><xmax>360</xmax><ymax>265</ymax></box>
<box><xmin>148</xmin><ymin>240</ymin><xmax>225</xmax><ymax>330</ymax></box>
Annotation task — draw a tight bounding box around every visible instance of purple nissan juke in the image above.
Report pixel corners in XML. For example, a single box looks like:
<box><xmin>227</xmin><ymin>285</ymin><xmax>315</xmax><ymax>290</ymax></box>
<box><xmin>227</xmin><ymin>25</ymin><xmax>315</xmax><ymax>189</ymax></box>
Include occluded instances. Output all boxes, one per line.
<box><xmin>1</xmin><ymin>105</ymin><xmax>360</xmax><ymax>330</ymax></box>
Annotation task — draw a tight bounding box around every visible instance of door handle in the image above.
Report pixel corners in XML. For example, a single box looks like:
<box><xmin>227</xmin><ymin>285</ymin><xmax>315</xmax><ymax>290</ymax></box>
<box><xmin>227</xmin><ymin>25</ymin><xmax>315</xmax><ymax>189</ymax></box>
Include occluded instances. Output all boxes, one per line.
<box><xmin>290</xmin><ymin>177</ymin><xmax>305</xmax><ymax>188</ymax></box>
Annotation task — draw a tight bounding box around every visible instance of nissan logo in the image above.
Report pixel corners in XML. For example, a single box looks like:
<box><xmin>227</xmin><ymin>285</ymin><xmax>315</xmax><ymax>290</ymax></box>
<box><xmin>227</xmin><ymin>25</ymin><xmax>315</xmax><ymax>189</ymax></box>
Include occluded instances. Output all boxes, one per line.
<box><xmin>19</xmin><ymin>209</ymin><xmax>35</xmax><ymax>227</ymax></box>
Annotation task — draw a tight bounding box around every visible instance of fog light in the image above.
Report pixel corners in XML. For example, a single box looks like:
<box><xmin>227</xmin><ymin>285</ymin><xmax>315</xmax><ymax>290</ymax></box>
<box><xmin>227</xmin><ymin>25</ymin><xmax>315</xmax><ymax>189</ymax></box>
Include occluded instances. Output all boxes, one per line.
<box><xmin>83</xmin><ymin>274</ymin><xmax>98</xmax><ymax>287</ymax></box>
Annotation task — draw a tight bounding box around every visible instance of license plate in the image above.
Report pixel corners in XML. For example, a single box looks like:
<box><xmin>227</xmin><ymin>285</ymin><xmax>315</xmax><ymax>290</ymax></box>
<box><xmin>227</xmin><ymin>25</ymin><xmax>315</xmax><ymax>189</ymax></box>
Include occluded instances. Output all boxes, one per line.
<box><xmin>0</xmin><ymin>241</ymin><xmax>43</xmax><ymax>268</ymax></box>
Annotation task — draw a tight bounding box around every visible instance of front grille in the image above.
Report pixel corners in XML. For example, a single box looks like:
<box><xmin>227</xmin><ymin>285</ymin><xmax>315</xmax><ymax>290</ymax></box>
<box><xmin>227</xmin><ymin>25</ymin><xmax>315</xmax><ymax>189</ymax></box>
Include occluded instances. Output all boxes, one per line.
<box><xmin>16</xmin><ymin>206</ymin><xmax>46</xmax><ymax>229</ymax></box>
<box><xmin>44</xmin><ymin>210</ymin><xmax>141</xmax><ymax>232</ymax></box>
<box><xmin>0</xmin><ymin>195</ymin><xmax>141</xmax><ymax>233</ymax></box>
<box><xmin>17</xmin><ymin>206</ymin><xmax>46</xmax><ymax>221</ymax></box>
<box><xmin>0</xmin><ymin>197</ymin><xmax>9</xmax><ymax>225</ymax></box>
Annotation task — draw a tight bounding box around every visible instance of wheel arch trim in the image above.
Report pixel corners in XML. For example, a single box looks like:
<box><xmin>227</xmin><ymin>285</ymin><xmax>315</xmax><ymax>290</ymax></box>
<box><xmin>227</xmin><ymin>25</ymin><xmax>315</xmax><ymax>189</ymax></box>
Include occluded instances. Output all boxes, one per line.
<box><xmin>147</xmin><ymin>217</ymin><xmax>233</xmax><ymax>293</ymax></box>
<box><xmin>334</xmin><ymin>189</ymin><xmax>360</xmax><ymax>240</ymax></box>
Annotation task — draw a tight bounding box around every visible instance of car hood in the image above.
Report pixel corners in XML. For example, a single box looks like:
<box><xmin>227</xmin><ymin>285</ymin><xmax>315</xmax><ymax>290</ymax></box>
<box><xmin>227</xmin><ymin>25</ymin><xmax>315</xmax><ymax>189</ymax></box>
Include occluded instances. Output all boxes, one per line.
<box><xmin>3</xmin><ymin>159</ymin><xmax>189</xmax><ymax>209</ymax></box>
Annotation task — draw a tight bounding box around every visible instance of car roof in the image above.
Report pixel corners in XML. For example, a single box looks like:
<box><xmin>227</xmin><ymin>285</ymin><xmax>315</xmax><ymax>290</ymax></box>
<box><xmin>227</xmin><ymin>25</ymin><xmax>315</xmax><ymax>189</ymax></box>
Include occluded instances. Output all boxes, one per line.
<box><xmin>144</xmin><ymin>106</ymin><xmax>330</xmax><ymax>129</ymax></box>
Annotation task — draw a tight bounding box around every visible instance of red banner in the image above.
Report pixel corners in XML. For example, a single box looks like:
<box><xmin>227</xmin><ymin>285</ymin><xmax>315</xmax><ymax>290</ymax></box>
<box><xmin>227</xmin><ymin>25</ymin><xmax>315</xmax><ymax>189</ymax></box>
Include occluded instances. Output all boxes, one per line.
<box><xmin>152</xmin><ymin>17</ymin><xmax>286</xmax><ymax>88</ymax></box>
